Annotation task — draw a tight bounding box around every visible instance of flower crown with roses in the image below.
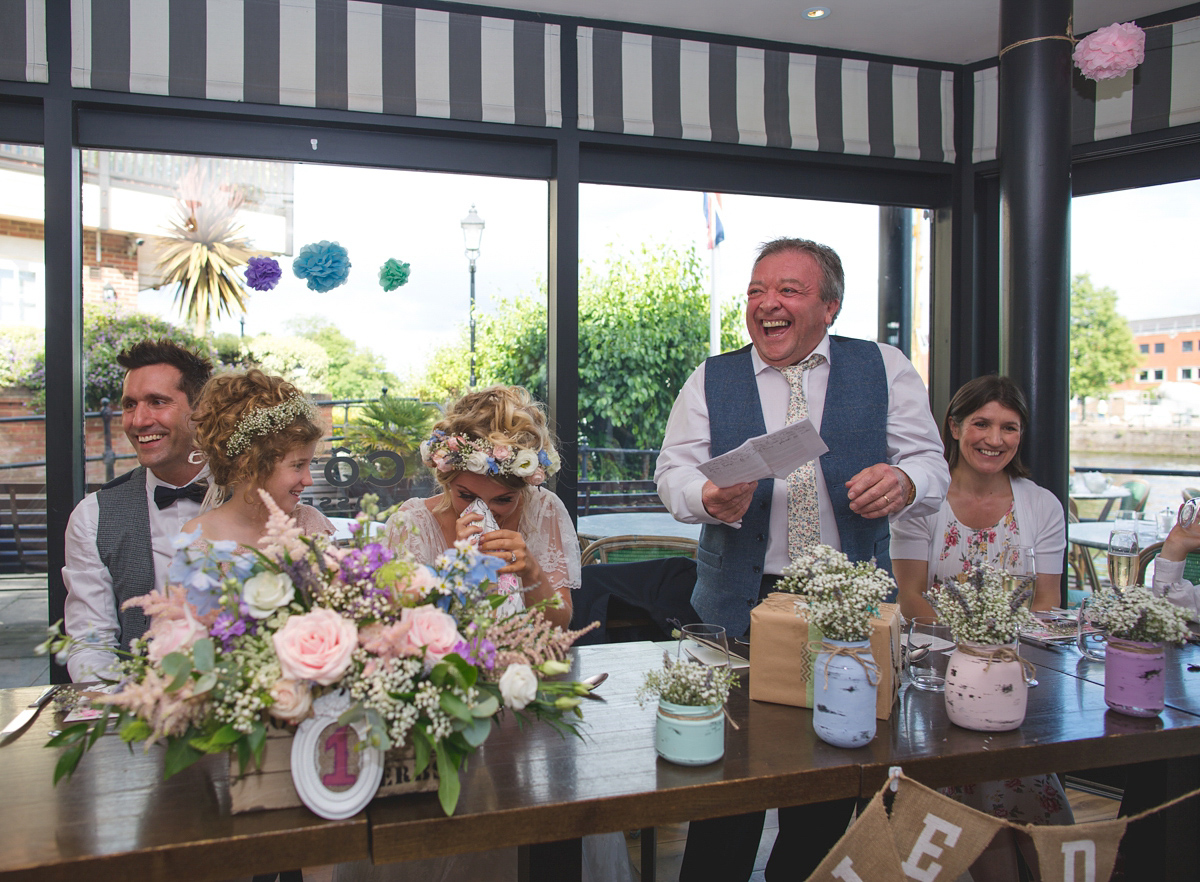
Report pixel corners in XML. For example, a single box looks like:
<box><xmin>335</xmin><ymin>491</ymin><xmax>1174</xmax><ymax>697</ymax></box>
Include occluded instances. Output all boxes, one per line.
<box><xmin>420</xmin><ymin>429</ymin><xmax>560</xmax><ymax>486</ymax></box>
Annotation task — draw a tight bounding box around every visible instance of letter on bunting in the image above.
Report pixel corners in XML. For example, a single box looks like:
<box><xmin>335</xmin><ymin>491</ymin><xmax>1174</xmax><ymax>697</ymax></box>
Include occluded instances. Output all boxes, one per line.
<box><xmin>890</xmin><ymin>778</ymin><xmax>1006</xmax><ymax>881</ymax></box>
<box><xmin>807</xmin><ymin>790</ymin><xmax>905</xmax><ymax>882</ymax></box>
<box><xmin>1020</xmin><ymin>817</ymin><xmax>1128</xmax><ymax>882</ymax></box>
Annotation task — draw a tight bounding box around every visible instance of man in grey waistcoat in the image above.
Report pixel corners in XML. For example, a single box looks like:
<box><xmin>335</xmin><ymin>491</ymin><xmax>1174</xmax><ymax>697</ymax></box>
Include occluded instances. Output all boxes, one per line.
<box><xmin>63</xmin><ymin>339</ymin><xmax>213</xmax><ymax>681</ymax></box>
<box><xmin>656</xmin><ymin>237</ymin><xmax>949</xmax><ymax>881</ymax></box>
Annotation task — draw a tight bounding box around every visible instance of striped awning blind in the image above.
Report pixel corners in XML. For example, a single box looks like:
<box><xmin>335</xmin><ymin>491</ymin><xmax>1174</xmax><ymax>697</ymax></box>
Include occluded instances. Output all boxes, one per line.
<box><xmin>0</xmin><ymin>0</ymin><xmax>49</xmax><ymax>84</ymax></box>
<box><xmin>67</xmin><ymin>0</ymin><xmax>561</xmax><ymax>127</ymax></box>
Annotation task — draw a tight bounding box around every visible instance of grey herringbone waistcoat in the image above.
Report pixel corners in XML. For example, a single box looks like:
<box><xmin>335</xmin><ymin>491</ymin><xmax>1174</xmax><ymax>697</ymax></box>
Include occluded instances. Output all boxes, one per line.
<box><xmin>95</xmin><ymin>467</ymin><xmax>154</xmax><ymax>652</ymax></box>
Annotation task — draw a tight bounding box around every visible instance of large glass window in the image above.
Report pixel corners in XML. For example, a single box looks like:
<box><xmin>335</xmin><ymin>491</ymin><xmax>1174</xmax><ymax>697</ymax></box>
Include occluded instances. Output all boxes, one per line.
<box><xmin>1069</xmin><ymin>178</ymin><xmax>1200</xmax><ymax>521</ymax></box>
<box><xmin>86</xmin><ymin>151</ymin><xmax>548</xmax><ymax>517</ymax></box>
<box><xmin>576</xmin><ymin>185</ymin><xmax>930</xmax><ymax>510</ymax></box>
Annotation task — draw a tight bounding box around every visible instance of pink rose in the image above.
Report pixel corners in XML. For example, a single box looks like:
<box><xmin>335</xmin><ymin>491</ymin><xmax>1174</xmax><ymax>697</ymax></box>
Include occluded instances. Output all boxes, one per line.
<box><xmin>268</xmin><ymin>678</ymin><xmax>313</xmax><ymax>723</ymax></box>
<box><xmin>358</xmin><ymin>620</ymin><xmax>417</xmax><ymax>659</ymax></box>
<box><xmin>147</xmin><ymin>607</ymin><xmax>207</xmax><ymax>663</ymax></box>
<box><xmin>432</xmin><ymin>451</ymin><xmax>453</xmax><ymax>472</ymax></box>
<box><xmin>446</xmin><ymin>436</ymin><xmax>461</xmax><ymax>450</ymax></box>
<box><xmin>392</xmin><ymin>564</ymin><xmax>438</xmax><ymax>602</ymax></box>
<box><xmin>401</xmin><ymin>605</ymin><xmax>464</xmax><ymax>663</ymax></box>
<box><xmin>528</xmin><ymin>467</ymin><xmax>546</xmax><ymax>486</ymax></box>
<box><xmin>491</xmin><ymin>444</ymin><xmax>512</xmax><ymax>461</ymax></box>
<box><xmin>1073</xmin><ymin>22</ymin><xmax>1145</xmax><ymax>81</ymax></box>
<box><xmin>272</xmin><ymin>608</ymin><xmax>358</xmax><ymax>685</ymax></box>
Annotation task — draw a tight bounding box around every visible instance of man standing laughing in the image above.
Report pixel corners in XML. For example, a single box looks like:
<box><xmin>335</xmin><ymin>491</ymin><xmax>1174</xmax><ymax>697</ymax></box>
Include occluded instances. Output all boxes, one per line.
<box><xmin>63</xmin><ymin>339</ymin><xmax>213</xmax><ymax>681</ymax></box>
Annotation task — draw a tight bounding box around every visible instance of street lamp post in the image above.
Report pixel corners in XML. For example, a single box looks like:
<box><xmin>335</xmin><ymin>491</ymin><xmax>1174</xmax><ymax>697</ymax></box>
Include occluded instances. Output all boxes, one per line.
<box><xmin>460</xmin><ymin>205</ymin><xmax>485</xmax><ymax>388</ymax></box>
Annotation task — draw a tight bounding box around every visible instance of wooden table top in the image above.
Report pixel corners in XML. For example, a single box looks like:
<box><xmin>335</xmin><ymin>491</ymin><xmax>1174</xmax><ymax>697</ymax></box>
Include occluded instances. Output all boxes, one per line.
<box><xmin>4</xmin><ymin>641</ymin><xmax>1200</xmax><ymax>880</ymax></box>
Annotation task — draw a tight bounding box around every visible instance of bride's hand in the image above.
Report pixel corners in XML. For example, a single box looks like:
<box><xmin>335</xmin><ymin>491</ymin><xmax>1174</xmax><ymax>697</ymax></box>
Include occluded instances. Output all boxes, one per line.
<box><xmin>478</xmin><ymin>529</ymin><xmax>535</xmax><ymax>578</ymax></box>
<box><xmin>455</xmin><ymin>510</ymin><xmax>485</xmax><ymax>543</ymax></box>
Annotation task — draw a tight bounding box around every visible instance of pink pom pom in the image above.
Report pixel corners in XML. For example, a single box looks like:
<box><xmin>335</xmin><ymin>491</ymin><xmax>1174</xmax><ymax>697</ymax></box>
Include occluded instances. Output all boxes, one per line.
<box><xmin>1073</xmin><ymin>22</ymin><xmax>1145</xmax><ymax>81</ymax></box>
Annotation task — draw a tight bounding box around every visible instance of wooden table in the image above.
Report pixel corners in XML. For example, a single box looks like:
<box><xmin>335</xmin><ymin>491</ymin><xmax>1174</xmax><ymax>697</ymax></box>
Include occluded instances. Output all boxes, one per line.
<box><xmin>576</xmin><ymin>512</ymin><xmax>701</xmax><ymax>542</ymax></box>
<box><xmin>4</xmin><ymin>642</ymin><xmax>1200</xmax><ymax>881</ymax></box>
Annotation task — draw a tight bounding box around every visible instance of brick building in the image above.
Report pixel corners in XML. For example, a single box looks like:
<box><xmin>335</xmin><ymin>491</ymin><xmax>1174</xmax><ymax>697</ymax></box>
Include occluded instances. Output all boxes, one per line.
<box><xmin>1120</xmin><ymin>314</ymin><xmax>1200</xmax><ymax>390</ymax></box>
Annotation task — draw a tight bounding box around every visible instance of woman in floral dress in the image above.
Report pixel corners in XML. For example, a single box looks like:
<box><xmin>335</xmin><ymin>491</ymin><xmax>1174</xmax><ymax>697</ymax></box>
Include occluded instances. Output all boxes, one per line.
<box><xmin>891</xmin><ymin>375</ymin><xmax>1072</xmax><ymax>882</ymax></box>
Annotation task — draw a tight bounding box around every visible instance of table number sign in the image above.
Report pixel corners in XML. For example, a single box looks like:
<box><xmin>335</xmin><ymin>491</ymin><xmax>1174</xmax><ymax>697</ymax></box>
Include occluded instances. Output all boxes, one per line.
<box><xmin>291</xmin><ymin>691</ymin><xmax>384</xmax><ymax>820</ymax></box>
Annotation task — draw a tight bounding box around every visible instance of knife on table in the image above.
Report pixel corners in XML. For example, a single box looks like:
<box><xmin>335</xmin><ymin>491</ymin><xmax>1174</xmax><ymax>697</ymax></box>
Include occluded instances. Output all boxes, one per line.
<box><xmin>0</xmin><ymin>685</ymin><xmax>62</xmax><ymax>746</ymax></box>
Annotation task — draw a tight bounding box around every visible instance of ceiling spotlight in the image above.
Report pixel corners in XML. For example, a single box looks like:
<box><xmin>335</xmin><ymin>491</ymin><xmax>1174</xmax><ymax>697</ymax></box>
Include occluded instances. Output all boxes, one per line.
<box><xmin>804</xmin><ymin>7</ymin><xmax>830</xmax><ymax>19</ymax></box>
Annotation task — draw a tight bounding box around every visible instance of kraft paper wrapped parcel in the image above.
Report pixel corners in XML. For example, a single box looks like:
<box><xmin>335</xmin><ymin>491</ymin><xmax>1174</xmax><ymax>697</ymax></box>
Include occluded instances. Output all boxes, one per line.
<box><xmin>749</xmin><ymin>592</ymin><xmax>902</xmax><ymax>720</ymax></box>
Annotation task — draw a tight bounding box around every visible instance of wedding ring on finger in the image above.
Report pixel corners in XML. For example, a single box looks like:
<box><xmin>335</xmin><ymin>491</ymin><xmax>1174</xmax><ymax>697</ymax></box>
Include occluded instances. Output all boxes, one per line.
<box><xmin>510</xmin><ymin>551</ymin><xmax>517</xmax><ymax>563</ymax></box>
<box><xmin>883</xmin><ymin>494</ymin><xmax>890</xmax><ymax>505</ymax></box>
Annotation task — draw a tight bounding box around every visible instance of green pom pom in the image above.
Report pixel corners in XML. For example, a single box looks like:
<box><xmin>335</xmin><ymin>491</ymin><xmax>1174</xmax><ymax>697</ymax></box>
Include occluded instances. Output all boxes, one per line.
<box><xmin>379</xmin><ymin>258</ymin><xmax>411</xmax><ymax>292</ymax></box>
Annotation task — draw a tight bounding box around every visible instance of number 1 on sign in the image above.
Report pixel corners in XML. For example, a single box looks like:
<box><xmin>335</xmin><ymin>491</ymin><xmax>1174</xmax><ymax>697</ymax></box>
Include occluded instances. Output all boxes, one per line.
<box><xmin>322</xmin><ymin>725</ymin><xmax>358</xmax><ymax>787</ymax></box>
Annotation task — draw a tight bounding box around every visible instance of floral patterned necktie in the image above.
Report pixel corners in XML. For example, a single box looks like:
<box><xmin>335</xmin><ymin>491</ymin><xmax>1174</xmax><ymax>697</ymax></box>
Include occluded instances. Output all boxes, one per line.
<box><xmin>781</xmin><ymin>354</ymin><xmax>826</xmax><ymax>562</ymax></box>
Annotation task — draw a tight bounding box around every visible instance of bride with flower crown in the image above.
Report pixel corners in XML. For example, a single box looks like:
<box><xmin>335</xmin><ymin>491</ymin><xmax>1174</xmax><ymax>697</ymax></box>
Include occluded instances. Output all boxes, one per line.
<box><xmin>334</xmin><ymin>384</ymin><xmax>632</xmax><ymax>882</ymax></box>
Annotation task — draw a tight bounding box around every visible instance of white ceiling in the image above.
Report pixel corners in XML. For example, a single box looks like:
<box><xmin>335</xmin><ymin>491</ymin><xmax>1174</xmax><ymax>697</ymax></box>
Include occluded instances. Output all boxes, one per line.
<box><xmin>466</xmin><ymin>1</ymin><xmax>1186</xmax><ymax>66</ymax></box>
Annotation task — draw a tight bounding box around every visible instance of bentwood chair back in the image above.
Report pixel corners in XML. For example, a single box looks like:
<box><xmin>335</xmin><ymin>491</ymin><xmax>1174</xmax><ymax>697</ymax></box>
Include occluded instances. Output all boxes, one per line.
<box><xmin>1136</xmin><ymin>541</ymin><xmax>1200</xmax><ymax>586</ymax></box>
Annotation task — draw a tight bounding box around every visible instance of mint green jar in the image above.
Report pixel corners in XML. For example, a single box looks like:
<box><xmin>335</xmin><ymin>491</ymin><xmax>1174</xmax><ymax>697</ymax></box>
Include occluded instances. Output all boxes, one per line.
<box><xmin>655</xmin><ymin>699</ymin><xmax>725</xmax><ymax>765</ymax></box>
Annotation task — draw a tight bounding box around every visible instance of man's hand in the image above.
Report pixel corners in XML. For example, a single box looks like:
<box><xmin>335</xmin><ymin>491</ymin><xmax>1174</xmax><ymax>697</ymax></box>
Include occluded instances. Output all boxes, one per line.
<box><xmin>702</xmin><ymin>480</ymin><xmax>757</xmax><ymax>524</ymax></box>
<box><xmin>846</xmin><ymin>464</ymin><xmax>910</xmax><ymax>518</ymax></box>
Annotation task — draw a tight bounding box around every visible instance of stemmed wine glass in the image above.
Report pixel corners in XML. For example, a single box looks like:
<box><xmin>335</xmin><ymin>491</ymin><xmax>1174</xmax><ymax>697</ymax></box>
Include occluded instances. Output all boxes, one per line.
<box><xmin>678</xmin><ymin>624</ymin><xmax>731</xmax><ymax>670</ymax></box>
<box><xmin>1106</xmin><ymin>528</ymin><xmax>1140</xmax><ymax>592</ymax></box>
<box><xmin>1003</xmin><ymin>545</ymin><xmax>1038</xmax><ymax>686</ymax></box>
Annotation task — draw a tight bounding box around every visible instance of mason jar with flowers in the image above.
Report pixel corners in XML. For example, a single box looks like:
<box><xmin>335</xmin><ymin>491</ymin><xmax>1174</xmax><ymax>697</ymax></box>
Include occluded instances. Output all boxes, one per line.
<box><xmin>927</xmin><ymin>565</ymin><xmax>1036</xmax><ymax>732</ymax></box>
<box><xmin>777</xmin><ymin>545</ymin><xmax>893</xmax><ymax>749</ymax></box>
<box><xmin>1083</xmin><ymin>585</ymin><xmax>1191</xmax><ymax>717</ymax></box>
<box><xmin>638</xmin><ymin>652</ymin><xmax>738</xmax><ymax>765</ymax></box>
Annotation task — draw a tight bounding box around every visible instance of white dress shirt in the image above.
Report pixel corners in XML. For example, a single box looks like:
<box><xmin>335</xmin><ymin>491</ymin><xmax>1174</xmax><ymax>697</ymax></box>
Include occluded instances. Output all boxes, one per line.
<box><xmin>655</xmin><ymin>334</ymin><xmax>949</xmax><ymax>576</ymax></box>
<box><xmin>63</xmin><ymin>467</ymin><xmax>208</xmax><ymax>681</ymax></box>
<box><xmin>1151</xmin><ymin>558</ymin><xmax>1200</xmax><ymax>622</ymax></box>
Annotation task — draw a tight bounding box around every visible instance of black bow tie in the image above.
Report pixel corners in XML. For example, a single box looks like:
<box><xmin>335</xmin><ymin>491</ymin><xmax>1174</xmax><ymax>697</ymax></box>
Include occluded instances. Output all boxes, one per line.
<box><xmin>154</xmin><ymin>482</ymin><xmax>208</xmax><ymax>510</ymax></box>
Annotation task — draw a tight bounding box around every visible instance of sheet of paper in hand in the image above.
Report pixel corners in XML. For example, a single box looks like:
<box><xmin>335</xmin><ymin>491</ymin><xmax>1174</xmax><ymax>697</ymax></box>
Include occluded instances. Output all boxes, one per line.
<box><xmin>698</xmin><ymin>418</ymin><xmax>829</xmax><ymax>487</ymax></box>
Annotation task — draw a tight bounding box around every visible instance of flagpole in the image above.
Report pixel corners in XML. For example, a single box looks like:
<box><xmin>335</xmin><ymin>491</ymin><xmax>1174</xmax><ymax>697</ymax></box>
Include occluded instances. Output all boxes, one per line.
<box><xmin>709</xmin><ymin>243</ymin><xmax>720</xmax><ymax>357</ymax></box>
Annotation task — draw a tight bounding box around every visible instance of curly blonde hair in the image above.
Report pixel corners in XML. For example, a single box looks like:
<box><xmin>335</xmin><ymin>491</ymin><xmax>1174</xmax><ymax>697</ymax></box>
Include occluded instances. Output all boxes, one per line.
<box><xmin>192</xmin><ymin>369</ymin><xmax>322</xmax><ymax>500</ymax></box>
<box><xmin>431</xmin><ymin>385</ymin><xmax>558</xmax><ymax>509</ymax></box>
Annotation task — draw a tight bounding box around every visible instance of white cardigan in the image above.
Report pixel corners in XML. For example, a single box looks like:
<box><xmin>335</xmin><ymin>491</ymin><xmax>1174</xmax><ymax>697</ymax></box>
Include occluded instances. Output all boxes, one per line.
<box><xmin>890</xmin><ymin>476</ymin><xmax>1066</xmax><ymax>578</ymax></box>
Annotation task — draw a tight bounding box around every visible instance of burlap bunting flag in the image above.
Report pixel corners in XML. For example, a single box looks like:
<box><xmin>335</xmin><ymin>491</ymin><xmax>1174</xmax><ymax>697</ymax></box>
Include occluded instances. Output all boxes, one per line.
<box><xmin>889</xmin><ymin>777</ymin><xmax>1008</xmax><ymax>881</ymax></box>
<box><xmin>1019</xmin><ymin>816</ymin><xmax>1127</xmax><ymax>882</ymax></box>
<box><xmin>806</xmin><ymin>789</ymin><xmax>905</xmax><ymax>881</ymax></box>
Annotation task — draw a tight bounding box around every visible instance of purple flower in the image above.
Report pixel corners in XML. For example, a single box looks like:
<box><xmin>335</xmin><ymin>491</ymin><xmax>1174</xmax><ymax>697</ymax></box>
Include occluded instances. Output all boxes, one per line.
<box><xmin>340</xmin><ymin>542</ymin><xmax>394</xmax><ymax>583</ymax></box>
<box><xmin>245</xmin><ymin>256</ymin><xmax>282</xmax><ymax>291</ymax></box>
<box><xmin>293</xmin><ymin>240</ymin><xmax>351</xmax><ymax>292</ymax></box>
<box><xmin>452</xmin><ymin>635</ymin><xmax>497</xmax><ymax>670</ymax></box>
<box><xmin>211</xmin><ymin>611</ymin><xmax>248</xmax><ymax>649</ymax></box>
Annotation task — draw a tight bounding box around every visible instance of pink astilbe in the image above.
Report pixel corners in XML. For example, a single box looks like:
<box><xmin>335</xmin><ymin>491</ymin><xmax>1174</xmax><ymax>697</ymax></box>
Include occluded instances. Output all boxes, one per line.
<box><xmin>359</xmin><ymin>620</ymin><xmax>417</xmax><ymax>659</ymax></box>
<box><xmin>95</xmin><ymin>668</ymin><xmax>208</xmax><ymax>740</ymax></box>
<box><xmin>257</xmin><ymin>489</ymin><xmax>308</xmax><ymax>561</ymax></box>
<box><xmin>484</xmin><ymin>608</ymin><xmax>598</xmax><ymax>677</ymax></box>
<box><xmin>123</xmin><ymin>584</ymin><xmax>220</xmax><ymax>628</ymax></box>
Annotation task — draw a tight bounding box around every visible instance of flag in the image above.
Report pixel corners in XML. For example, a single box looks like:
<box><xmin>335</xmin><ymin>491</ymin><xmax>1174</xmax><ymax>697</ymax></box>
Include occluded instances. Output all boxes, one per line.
<box><xmin>703</xmin><ymin>192</ymin><xmax>725</xmax><ymax>249</ymax></box>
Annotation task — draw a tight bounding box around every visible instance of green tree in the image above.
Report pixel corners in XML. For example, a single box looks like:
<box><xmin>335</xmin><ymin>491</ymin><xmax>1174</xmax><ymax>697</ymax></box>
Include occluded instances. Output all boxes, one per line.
<box><xmin>239</xmin><ymin>334</ymin><xmax>330</xmax><ymax>393</ymax></box>
<box><xmin>285</xmin><ymin>316</ymin><xmax>399</xmax><ymax>400</ymax></box>
<box><xmin>342</xmin><ymin>396</ymin><xmax>441</xmax><ymax>489</ymax></box>
<box><xmin>20</xmin><ymin>309</ymin><xmax>213</xmax><ymax>410</ymax></box>
<box><xmin>404</xmin><ymin>244</ymin><xmax>745</xmax><ymax>455</ymax></box>
<box><xmin>1070</xmin><ymin>273</ymin><xmax>1139</xmax><ymax>419</ymax></box>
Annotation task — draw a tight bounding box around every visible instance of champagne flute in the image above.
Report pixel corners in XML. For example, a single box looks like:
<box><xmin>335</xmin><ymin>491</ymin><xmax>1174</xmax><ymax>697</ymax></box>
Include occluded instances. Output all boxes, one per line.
<box><xmin>1106</xmin><ymin>529</ymin><xmax>1139</xmax><ymax>592</ymax></box>
<box><xmin>1003</xmin><ymin>545</ymin><xmax>1038</xmax><ymax>685</ymax></box>
<box><xmin>678</xmin><ymin>624</ymin><xmax>731</xmax><ymax>670</ymax></box>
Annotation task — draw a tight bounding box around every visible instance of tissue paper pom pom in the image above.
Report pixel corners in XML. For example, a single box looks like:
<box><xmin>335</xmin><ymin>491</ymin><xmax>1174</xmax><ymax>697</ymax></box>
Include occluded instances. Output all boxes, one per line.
<box><xmin>379</xmin><ymin>258</ymin><xmax>411</xmax><ymax>292</ymax></box>
<box><xmin>244</xmin><ymin>256</ymin><xmax>282</xmax><ymax>291</ymax></box>
<box><xmin>292</xmin><ymin>241</ymin><xmax>351</xmax><ymax>292</ymax></box>
<box><xmin>1073</xmin><ymin>22</ymin><xmax>1145</xmax><ymax>81</ymax></box>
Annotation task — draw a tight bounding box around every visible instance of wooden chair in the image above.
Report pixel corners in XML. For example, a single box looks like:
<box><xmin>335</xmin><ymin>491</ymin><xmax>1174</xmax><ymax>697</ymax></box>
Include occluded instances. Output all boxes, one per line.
<box><xmin>1182</xmin><ymin>487</ymin><xmax>1200</xmax><ymax>503</ymax></box>
<box><xmin>1137</xmin><ymin>541</ymin><xmax>1200</xmax><ymax>586</ymax></box>
<box><xmin>580</xmin><ymin>534</ymin><xmax>698</xmax><ymax>566</ymax></box>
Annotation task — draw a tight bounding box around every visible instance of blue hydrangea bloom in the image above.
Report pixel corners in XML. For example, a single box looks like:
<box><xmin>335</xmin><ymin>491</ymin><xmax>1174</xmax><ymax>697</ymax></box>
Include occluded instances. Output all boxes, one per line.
<box><xmin>292</xmin><ymin>240</ymin><xmax>351</xmax><ymax>292</ymax></box>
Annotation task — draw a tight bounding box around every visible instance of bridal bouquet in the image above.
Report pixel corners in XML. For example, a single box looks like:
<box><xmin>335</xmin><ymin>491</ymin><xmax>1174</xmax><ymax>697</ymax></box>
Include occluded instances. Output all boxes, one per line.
<box><xmin>43</xmin><ymin>494</ymin><xmax>596</xmax><ymax>815</ymax></box>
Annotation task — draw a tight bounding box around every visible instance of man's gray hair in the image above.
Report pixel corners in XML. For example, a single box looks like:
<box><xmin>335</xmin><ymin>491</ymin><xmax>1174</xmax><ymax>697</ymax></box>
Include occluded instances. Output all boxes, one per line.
<box><xmin>753</xmin><ymin>237</ymin><xmax>845</xmax><ymax>322</ymax></box>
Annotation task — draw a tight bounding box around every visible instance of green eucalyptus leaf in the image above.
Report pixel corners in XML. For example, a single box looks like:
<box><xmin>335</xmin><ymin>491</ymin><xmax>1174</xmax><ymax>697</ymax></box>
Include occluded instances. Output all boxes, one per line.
<box><xmin>460</xmin><ymin>715</ymin><xmax>492</xmax><ymax>749</ymax></box>
<box><xmin>192</xmin><ymin>638</ymin><xmax>215</xmax><ymax>672</ymax></box>
<box><xmin>438</xmin><ymin>692</ymin><xmax>473</xmax><ymax>723</ymax></box>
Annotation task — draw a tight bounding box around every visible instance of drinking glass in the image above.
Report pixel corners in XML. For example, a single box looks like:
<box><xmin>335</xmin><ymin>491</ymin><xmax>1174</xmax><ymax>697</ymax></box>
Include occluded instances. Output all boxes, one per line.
<box><xmin>678</xmin><ymin>624</ymin><xmax>731</xmax><ymax>669</ymax></box>
<box><xmin>1076</xmin><ymin>596</ymin><xmax>1108</xmax><ymax>661</ymax></box>
<box><xmin>1113</xmin><ymin>510</ymin><xmax>1139</xmax><ymax>524</ymax></box>
<box><xmin>1003</xmin><ymin>545</ymin><xmax>1038</xmax><ymax>609</ymax></box>
<box><xmin>1106</xmin><ymin>529</ymin><xmax>1139</xmax><ymax>591</ymax></box>
<box><xmin>905</xmin><ymin>618</ymin><xmax>954</xmax><ymax>692</ymax></box>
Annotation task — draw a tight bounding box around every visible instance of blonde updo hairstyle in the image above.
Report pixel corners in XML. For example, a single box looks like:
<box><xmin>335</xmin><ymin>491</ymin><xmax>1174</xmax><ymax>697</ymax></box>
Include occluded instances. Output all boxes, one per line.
<box><xmin>192</xmin><ymin>368</ymin><xmax>322</xmax><ymax>505</ymax></box>
<box><xmin>432</xmin><ymin>385</ymin><xmax>557</xmax><ymax>512</ymax></box>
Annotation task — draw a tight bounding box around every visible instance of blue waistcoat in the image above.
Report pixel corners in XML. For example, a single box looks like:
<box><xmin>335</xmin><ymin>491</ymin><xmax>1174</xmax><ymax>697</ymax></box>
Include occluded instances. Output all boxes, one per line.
<box><xmin>693</xmin><ymin>338</ymin><xmax>892</xmax><ymax>636</ymax></box>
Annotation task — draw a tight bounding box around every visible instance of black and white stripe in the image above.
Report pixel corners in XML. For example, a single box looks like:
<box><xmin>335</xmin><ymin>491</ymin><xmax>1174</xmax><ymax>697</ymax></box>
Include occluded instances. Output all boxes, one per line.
<box><xmin>70</xmin><ymin>0</ymin><xmax>562</xmax><ymax>127</ymax></box>
<box><xmin>975</xmin><ymin>19</ymin><xmax>1200</xmax><ymax>162</ymax></box>
<box><xmin>0</xmin><ymin>0</ymin><xmax>49</xmax><ymax>84</ymax></box>
<box><xmin>577</xmin><ymin>26</ymin><xmax>956</xmax><ymax>162</ymax></box>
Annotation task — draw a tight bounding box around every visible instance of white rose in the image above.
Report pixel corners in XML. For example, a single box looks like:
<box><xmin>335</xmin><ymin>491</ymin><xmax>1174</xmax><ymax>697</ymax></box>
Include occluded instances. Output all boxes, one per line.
<box><xmin>268</xmin><ymin>678</ymin><xmax>313</xmax><ymax>723</ymax></box>
<box><xmin>498</xmin><ymin>663</ymin><xmax>539</xmax><ymax>711</ymax></box>
<box><xmin>511</xmin><ymin>449</ymin><xmax>539</xmax><ymax>477</ymax></box>
<box><xmin>242</xmin><ymin>571</ymin><xmax>295</xmax><ymax>619</ymax></box>
<box><xmin>465</xmin><ymin>450</ymin><xmax>490</xmax><ymax>474</ymax></box>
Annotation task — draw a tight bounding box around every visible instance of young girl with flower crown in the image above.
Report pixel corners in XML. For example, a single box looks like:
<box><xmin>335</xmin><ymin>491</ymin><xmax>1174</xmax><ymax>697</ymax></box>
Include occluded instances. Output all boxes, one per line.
<box><xmin>183</xmin><ymin>368</ymin><xmax>334</xmax><ymax>547</ymax></box>
<box><xmin>382</xmin><ymin>384</ymin><xmax>575</xmax><ymax>630</ymax></box>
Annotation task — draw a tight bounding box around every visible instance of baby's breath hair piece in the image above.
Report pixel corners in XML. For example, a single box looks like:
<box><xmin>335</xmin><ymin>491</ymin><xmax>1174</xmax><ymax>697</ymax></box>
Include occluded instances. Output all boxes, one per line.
<box><xmin>226</xmin><ymin>394</ymin><xmax>318</xmax><ymax>456</ymax></box>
